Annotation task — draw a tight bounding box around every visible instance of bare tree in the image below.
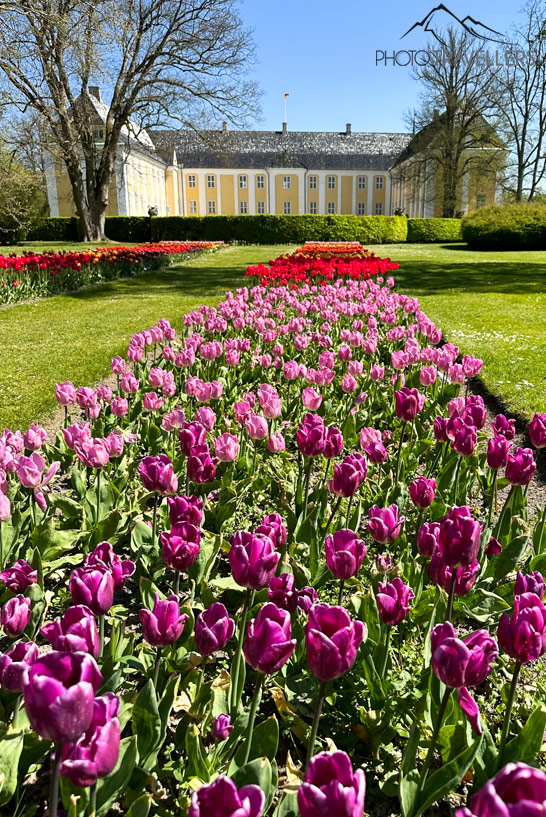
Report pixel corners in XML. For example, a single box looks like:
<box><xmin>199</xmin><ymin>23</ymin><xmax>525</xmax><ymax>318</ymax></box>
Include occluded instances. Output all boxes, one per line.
<box><xmin>496</xmin><ymin>0</ymin><xmax>546</xmax><ymax>200</ymax></box>
<box><xmin>0</xmin><ymin>0</ymin><xmax>259</xmax><ymax>240</ymax></box>
<box><xmin>404</xmin><ymin>29</ymin><xmax>504</xmax><ymax>217</ymax></box>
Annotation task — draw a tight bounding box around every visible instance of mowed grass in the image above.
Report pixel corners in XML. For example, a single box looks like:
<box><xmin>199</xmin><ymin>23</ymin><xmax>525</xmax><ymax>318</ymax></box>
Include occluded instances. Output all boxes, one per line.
<box><xmin>381</xmin><ymin>243</ymin><xmax>546</xmax><ymax>418</ymax></box>
<box><xmin>1</xmin><ymin>240</ymin><xmax>546</xmax><ymax>431</ymax></box>
<box><xmin>0</xmin><ymin>241</ymin><xmax>137</xmax><ymax>254</ymax></box>
<box><xmin>0</xmin><ymin>245</ymin><xmax>294</xmax><ymax>429</ymax></box>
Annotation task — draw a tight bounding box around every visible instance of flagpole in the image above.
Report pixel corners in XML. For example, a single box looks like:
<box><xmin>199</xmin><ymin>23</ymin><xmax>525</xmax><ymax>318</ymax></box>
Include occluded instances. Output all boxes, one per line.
<box><xmin>284</xmin><ymin>95</ymin><xmax>287</xmax><ymax>124</ymax></box>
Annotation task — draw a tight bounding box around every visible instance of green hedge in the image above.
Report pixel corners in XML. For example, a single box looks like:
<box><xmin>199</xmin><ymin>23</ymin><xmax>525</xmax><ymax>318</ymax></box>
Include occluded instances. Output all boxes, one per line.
<box><xmin>407</xmin><ymin>218</ymin><xmax>462</xmax><ymax>243</ymax></box>
<box><xmin>462</xmin><ymin>203</ymin><xmax>546</xmax><ymax>250</ymax></box>
<box><xmin>28</xmin><ymin>214</ymin><xmax>408</xmax><ymax>245</ymax></box>
<box><xmin>27</xmin><ymin>217</ymin><xmax>79</xmax><ymax>242</ymax></box>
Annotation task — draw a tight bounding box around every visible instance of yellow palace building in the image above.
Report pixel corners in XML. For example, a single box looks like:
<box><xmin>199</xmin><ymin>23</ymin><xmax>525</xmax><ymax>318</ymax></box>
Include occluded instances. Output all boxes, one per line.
<box><xmin>45</xmin><ymin>89</ymin><xmax>502</xmax><ymax>219</ymax></box>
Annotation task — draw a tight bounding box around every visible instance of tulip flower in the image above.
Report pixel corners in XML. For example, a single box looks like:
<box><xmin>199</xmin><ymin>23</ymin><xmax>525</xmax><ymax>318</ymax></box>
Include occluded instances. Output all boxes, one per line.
<box><xmin>41</xmin><ymin>605</ymin><xmax>101</xmax><ymax>658</ymax></box>
<box><xmin>60</xmin><ymin>693</ymin><xmax>121</xmax><ymax>788</ymax></box>
<box><xmin>485</xmin><ymin>536</ymin><xmax>502</xmax><ymax>557</ymax></box>
<box><xmin>438</xmin><ymin>506</ymin><xmax>481</xmax><ymax>569</ymax></box>
<box><xmin>323</xmin><ymin>426</ymin><xmax>344</xmax><ymax>459</ymax></box>
<box><xmin>0</xmin><ymin>492</ymin><xmax>10</xmax><ymax>522</ymax></box>
<box><xmin>244</xmin><ymin>413</ymin><xmax>268</xmax><ymax>441</ymax></box>
<box><xmin>455</xmin><ymin>762</ymin><xmax>546</xmax><ymax>817</ymax></box>
<box><xmin>431</xmin><ymin>622</ymin><xmax>498</xmax><ymax>689</ymax></box>
<box><xmin>514</xmin><ymin>570</ymin><xmax>545</xmax><ymax>599</ymax></box>
<box><xmin>55</xmin><ymin>381</ymin><xmax>76</xmax><ymax>406</ymax></box>
<box><xmin>194</xmin><ymin>602</ymin><xmax>235</xmax><ymax>657</ymax></box>
<box><xmin>298</xmin><ymin>751</ymin><xmax>366</xmax><ymax>816</ymax></box>
<box><xmin>394</xmin><ymin>387</ymin><xmax>425</xmax><ymax>422</ymax></box>
<box><xmin>179</xmin><ymin>422</ymin><xmax>207</xmax><ymax>456</ymax></box>
<box><xmin>70</xmin><ymin>566</ymin><xmax>114</xmax><ymax>617</ymax></box>
<box><xmin>140</xmin><ymin>593</ymin><xmax>188</xmax><ymax>654</ymax></box>
<box><xmin>24</xmin><ymin>651</ymin><xmax>103</xmax><ymax>743</ymax></box>
<box><xmin>367</xmin><ymin>505</ymin><xmax>404</xmax><ymax>544</ymax></box>
<box><xmin>325</xmin><ymin>529</ymin><xmax>366</xmax><ymax>589</ymax></box>
<box><xmin>302</xmin><ymin>387</ymin><xmax>322</xmax><ymax>410</ymax></box>
<box><xmin>211</xmin><ymin>714</ymin><xmax>234</xmax><ymax>741</ymax></box>
<box><xmin>505</xmin><ymin>447</ymin><xmax>537</xmax><ymax>486</ymax></box>
<box><xmin>75</xmin><ymin>439</ymin><xmax>110</xmax><ymax>469</ymax></box>
<box><xmin>297</xmin><ymin>413</ymin><xmax>327</xmax><ymax>457</ymax></box>
<box><xmin>138</xmin><ymin>454</ymin><xmax>178</xmax><ymax>495</ymax></box>
<box><xmin>377</xmin><ymin>578</ymin><xmax>414</xmax><ymax>626</ymax></box>
<box><xmin>244</xmin><ymin>602</ymin><xmax>296</xmax><ymax>675</ymax></box>
<box><xmin>491</xmin><ymin>414</ymin><xmax>516</xmax><ymax>440</ymax></box>
<box><xmin>168</xmin><ymin>494</ymin><xmax>203</xmax><ymax>527</ymax></box>
<box><xmin>84</xmin><ymin>542</ymin><xmax>135</xmax><ymax>591</ymax></box>
<box><xmin>0</xmin><ymin>640</ymin><xmax>38</xmax><ymax>700</ymax></box>
<box><xmin>258</xmin><ymin>512</ymin><xmax>287</xmax><ymax>549</ymax></box>
<box><xmin>23</xmin><ymin>424</ymin><xmax>47</xmax><ymax>452</ymax></box>
<box><xmin>417</xmin><ymin>522</ymin><xmax>440</xmax><ymax>558</ymax></box>
<box><xmin>529</xmin><ymin>412</ymin><xmax>546</xmax><ymax>449</ymax></box>
<box><xmin>186</xmin><ymin>443</ymin><xmax>216</xmax><ymax>484</ymax></box>
<box><xmin>160</xmin><ymin>523</ymin><xmax>201</xmax><ymax>584</ymax></box>
<box><xmin>498</xmin><ymin>592</ymin><xmax>546</xmax><ymax>664</ymax></box>
<box><xmin>16</xmin><ymin>452</ymin><xmax>60</xmax><ymax>515</ymax></box>
<box><xmin>189</xmin><ymin>776</ymin><xmax>265</xmax><ymax>817</ymax></box>
<box><xmin>267</xmin><ymin>432</ymin><xmax>286</xmax><ymax>452</ymax></box>
<box><xmin>0</xmin><ymin>559</ymin><xmax>37</xmax><ymax>592</ymax></box>
<box><xmin>1</xmin><ymin>594</ymin><xmax>31</xmax><ymax>637</ymax></box>
<box><xmin>428</xmin><ymin>555</ymin><xmax>480</xmax><ymax>597</ymax></box>
<box><xmin>487</xmin><ymin>436</ymin><xmax>511</xmax><ymax>470</ymax></box>
<box><xmin>229</xmin><ymin>531</ymin><xmax>279</xmax><ymax>590</ymax></box>
<box><xmin>305</xmin><ymin>604</ymin><xmax>364</xmax><ymax>763</ymax></box>
<box><xmin>409</xmin><ymin>477</ymin><xmax>436</xmax><ymax>508</ymax></box>
<box><xmin>214</xmin><ymin>432</ymin><xmax>238</xmax><ymax>462</ymax></box>
<box><xmin>62</xmin><ymin>422</ymin><xmax>91</xmax><ymax>451</ymax></box>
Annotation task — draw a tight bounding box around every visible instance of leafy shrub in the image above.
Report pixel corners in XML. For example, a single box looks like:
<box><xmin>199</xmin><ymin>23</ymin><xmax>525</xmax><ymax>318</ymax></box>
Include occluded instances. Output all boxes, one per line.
<box><xmin>462</xmin><ymin>203</ymin><xmax>546</xmax><ymax>250</ymax></box>
<box><xmin>106</xmin><ymin>216</ymin><xmax>150</xmax><ymax>243</ymax></box>
<box><xmin>26</xmin><ymin>217</ymin><xmax>79</xmax><ymax>242</ymax></box>
<box><xmin>407</xmin><ymin>218</ymin><xmax>462</xmax><ymax>243</ymax></box>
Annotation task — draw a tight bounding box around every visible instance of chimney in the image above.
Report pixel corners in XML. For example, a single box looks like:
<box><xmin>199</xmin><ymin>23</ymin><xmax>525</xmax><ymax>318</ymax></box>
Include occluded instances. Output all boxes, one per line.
<box><xmin>222</xmin><ymin>121</ymin><xmax>228</xmax><ymax>133</ymax></box>
<box><xmin>88</xmin><ymin>86</ymin><xmax>102</xmax><ymax>103</ymax></box>
<box><xmin>346</xmin><ymin>123</ymin><xmax>352</xmax><ymax>135</ymax></box>
<box><xmin>282</xmin><ymin>121</ymin><xmax>287</xmax><ymax>135</ymax></box>
<box><xmin>433</xmin><ymin>108</ymin><xmax>440</xmax><ymax>120</ymax></box>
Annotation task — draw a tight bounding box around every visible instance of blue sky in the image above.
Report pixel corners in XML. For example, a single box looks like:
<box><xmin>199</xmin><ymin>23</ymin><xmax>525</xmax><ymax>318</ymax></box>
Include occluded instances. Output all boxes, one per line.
<box><xmin>242</xmin><ymin>0</ymin><xmax>522</xmax><ymax>133</ymax></box>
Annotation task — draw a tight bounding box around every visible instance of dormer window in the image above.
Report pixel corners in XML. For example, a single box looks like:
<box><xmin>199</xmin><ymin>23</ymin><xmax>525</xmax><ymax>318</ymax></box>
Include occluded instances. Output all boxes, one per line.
<box><xmin>93</xmin><ymin>129</ymin><xmax>104</xmax><ymax>140</ymax></box>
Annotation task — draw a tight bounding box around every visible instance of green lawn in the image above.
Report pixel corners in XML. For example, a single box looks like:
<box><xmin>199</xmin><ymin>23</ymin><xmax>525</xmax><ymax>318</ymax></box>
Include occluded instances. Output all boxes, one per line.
<box><xmin>0</xmin><ymin>241</ymin><xmax>136</xmax><ymax>254</ymax></box>
<box><xmin>0</xmin><ymin>245</ymin><xmax>293</xmax><ymax>430</ymax></box>
<box><xmin>1</xmin><ymin>241</ymin><xmax>545</xmax><ymax>431</ymax></box>
<box><xmin>383</xmin><ymin>243</ymin><xmax>546</xmax><ymax>418</ymax></box>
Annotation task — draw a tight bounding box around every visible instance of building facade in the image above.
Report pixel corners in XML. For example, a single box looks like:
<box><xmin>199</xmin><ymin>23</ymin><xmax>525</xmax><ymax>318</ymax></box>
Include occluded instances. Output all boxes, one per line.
<box><xmin>45</xmin><ymin>90</ymin><xmax>503</xmax><ymax>219</ymax></box>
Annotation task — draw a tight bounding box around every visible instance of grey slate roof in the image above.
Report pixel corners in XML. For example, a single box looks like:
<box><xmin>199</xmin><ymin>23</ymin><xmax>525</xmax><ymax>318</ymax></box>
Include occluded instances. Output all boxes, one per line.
<box><xmin>148</xmin><ymin>129</ymin><xmax>413</xmax><ymax>171</ymax></box>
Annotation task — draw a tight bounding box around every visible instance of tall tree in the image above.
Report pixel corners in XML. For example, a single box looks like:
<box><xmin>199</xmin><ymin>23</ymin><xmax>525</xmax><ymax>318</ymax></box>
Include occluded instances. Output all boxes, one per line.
<box><xmin>407</xmin><ymin>29</ymin><xmax>504</xmax><ymax>217</ymax></box>
<box><xmin>0</xmin><ymin>0</ymin><xmax>259</xmax><ymax>240</ymax></box>
<box><xmin>496</xmin><ymin>0</ymin><xmax>546</xmax><ymax>200</ymax></box>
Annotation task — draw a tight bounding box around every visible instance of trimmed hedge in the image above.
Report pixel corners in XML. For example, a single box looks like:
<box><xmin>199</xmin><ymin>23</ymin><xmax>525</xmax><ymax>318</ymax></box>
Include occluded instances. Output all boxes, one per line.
<box><xmin>407</xmin><ymin>218</ymin><xmax>462</xmax><ymax>243</ymax></box>
<box><xmin>28</xmin><ymin>214</ymin><xmax>408</xmax><ymax>245</ymax></box>
<box><xmin>27</xmin><ymin>217</ymin><xmax>79</xmax><ymax>242</ymax></box>
<box><xmin>462</xmin><ymin>203</ymin><xmax>546</xmax><ymax>250</ymax></box>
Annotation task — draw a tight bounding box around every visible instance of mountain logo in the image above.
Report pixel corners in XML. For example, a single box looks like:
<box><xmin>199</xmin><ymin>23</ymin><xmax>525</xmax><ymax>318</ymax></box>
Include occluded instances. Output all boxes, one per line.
<box><xmin>401</xmin><ymin>4</ymin><xmax>507</xmax><ymax>45</ymax></box>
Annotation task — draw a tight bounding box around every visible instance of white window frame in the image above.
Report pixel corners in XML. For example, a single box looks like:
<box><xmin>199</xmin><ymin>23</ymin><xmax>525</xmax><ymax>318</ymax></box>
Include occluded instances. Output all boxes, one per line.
<box><xmin>358</xmin><ymin>176</ymin><xmax>366</xmax><ymax>189</ymax></box>
<box><xmin>207</xmin><ymin>175</ymin><xmax>215</xmax><ymax>188</ymax></box>
<box><xmin>283</xmin><ymin>175</ymin><xmax>291</xmax><ymax>189</ymax></box>
<box><xmin>189</xmin><ymin>200</ymin><xmax>198</xmax><ymax>213</ymax></box>
<box><xmin>240</xmin><ymin>200</ymin><xmax>248</xmax><ymax>214</ymax></box>
<box><xmin>309</xmin><ymin>176</ymin><xmax>317</xmax><ymax>189</ymax></box>
<box><xmin>375</xmin><ymin>176</ymin><xmax>384</xmax><ymax>190</ymax></box>
<box><xmin>257</xmin><ymin>201</ymin><xmax>265</xmax><ymax>213</ymax></box>
<box><xmin>327</xmin><ymin>202</ymin><xmax>335</xmax><ymax>214</ymax></box>
<box><xmin>328</xmin><ymin>175</ymin><xmax>336</xmax><ymax>189</ymax></box>
<box><xmin>375</xmin><ymin>202</ymin><xmax>383</xmax><ymax>214</ymax></box>
<box><xmin>239</xmin><ymin>175</ymin><xmax>247</xmax><ymax>189</ymax></box>
<box><xmin>283</xmin><ymin>201</ymin><xmax>291</xmax><ymax>214</ymax></box>
<box><xmin>357</xmin><ymin>202</ymin><xmax>366</xmax><ymax>215</ymax></box>
<box><xmin>188</xmin><ymin>175</ymin><xmax>196</xmax><ymax>188</ymax></box>
<box><xmin>256</xmin><ymin>175</ymin><xmax>265</xmax><ymax>189</ymax></box>
<box><xmin>476</xmin><ymin>193</ymin><xmax>486</xmax><ymax>209</ymax></box>
<box><xmin>208</xmin><ymin>200</ymin><xmax>216</xmax><ymax>214</ymax></box>
<box><xmin>309</xmin><ymin>202</ymin><xmax>317</xmax><ymax>214</ymax></box>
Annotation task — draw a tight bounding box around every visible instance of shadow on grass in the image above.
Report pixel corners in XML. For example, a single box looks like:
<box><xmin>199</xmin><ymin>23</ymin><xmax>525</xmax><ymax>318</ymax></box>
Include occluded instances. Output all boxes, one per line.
<box><xmin>69</xmin><ymin>263</ymin><xmax>250</xmax><ymax>303</ymax></box>
<box><xmin>394</xmin><ymin>260</ymin><xmax>546</xmax><ymax>296</ymax></box>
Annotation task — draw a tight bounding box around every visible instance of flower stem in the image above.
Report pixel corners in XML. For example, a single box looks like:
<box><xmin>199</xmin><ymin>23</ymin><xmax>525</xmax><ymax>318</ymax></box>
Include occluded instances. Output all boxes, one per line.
<box><xmin>324</xmin><ymin>496</ymin><xmax>342</xmax><ymax>536</ymax></box>
<box><xmin>99</xmin><ymin>615</ymin><xmax>105</xmax><ymax>659</ymax></box>
<box><xmin>49</xmin><ymin>742</ymin><xmax>63</xmax><ymax>817</ymax></box>
<box><xmin>89</xmin><ymin>782</ymin><xmax>98</xmax><ymax>817</ymax></box>
<box><xmin>153</xmin><ymin>647</ymin><xmax>162</xmax><ymax>689</ymax></box>
<box><xmin>229</xmin><ymin>588</ymin><xmax>254</xmax><ymax>715</ymax></box>
<box><xmin>498</xmin><ymin>660</ymin><xmax>522</xmax><ymax>764</ymax></box>
<box><xmin>152</xmin><ymin>494</ymin><xmax>159</xmax><ymax>550</ymax></box>
<box><xmin>241</xmin><ymin>672</ymin><xmax>265</xmax><ymax>765</ymax></box>
<box><xmin>413</xmin><ymin>687</ymin><xmax>452</xmax><ymax>812</ymax></box>
<box><xmin>453</xmin><ymin>455</ymin><xmax>462</xmax><ymax>504</ymax></box>
<box><xmin>12</xmin><ymin>694</ymin><xmax>23</xmax><ymax>729</ymax></box>
<box><xmin>446</xmin><ymin>570</ymin><xmax>457</xmax><ymax>622</ymax></box>
<box><xmin>302</xmin><ymin>457</ymin><xmax>313</xmax><ymax>519</ymax></box>
<box><xmin>96</xmin><ymin>469</ymin><xmax>101</xmax><ymax>525</ymax></box>
<box><xmin>337</xmin><ymin>580</ymin><xmax>345</xmax><ymax>605</ymax></box>
<box><xmin>345</xmin><ymin>495</ymin><xmax>354</xmax><ymax>528</ymax></box>
<box><xmin>395</xmin><ymin>423</ymin><xmax>406</xmax><ymax>483</ymax></box>
<box><xmin>379</xmin><ymin>625</ymin><xmax>392</xmax><ymax>679</ymax></box>
<box><xmin>306</xmin><ymin>680</ymin><xmax>328</xmax><ymax>768</ymax></box>
<box><xmin>175</xmin><ymin>571</ymin><xmax>181</xmax><ymax>597</ymax></box>
<box><xmin>487</xmin><ymin>470</ymin><xmax>498</xmax><ymax>527</ymax></box>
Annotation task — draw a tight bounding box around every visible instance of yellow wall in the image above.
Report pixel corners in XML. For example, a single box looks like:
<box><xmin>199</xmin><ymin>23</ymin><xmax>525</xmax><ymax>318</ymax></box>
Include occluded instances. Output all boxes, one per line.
<box><xmin>275</xmin><ymin>173</ymin><xmax>299</xmax><ymax>214</ymax></box>
<box><xmin>184</xmin><ymin>172</ymin><xmax>199</xmax><ymax>214</ymax></box>
<box><xmin>165</xmin><ymin>169</ymin><xmax>176</xmax><ymax>215</ymax></box>
<box><xmin>55</xmin><ymin>160</ymin><xmax>117</xmax><ymax>216</ymax></box>
<box><xmin>220</xmin><ymin>175</ymin><xmax>235</xmax><ymax>215</ymax></box>
<box><xmin>341</xmin><ymin>176</ymin><xmax>353</xmax><ymax>214</ymax></box>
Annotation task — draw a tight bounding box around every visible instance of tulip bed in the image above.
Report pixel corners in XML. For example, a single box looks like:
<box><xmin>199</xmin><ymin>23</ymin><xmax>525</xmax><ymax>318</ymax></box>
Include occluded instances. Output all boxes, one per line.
<box><xmin>0</xmin><ymin>241</ymin><xmax>223</xmax><ymax>304</ymax></box>
<box><xmin>0</xmin><ymin>244</ymin><xmax>546</xmax><ymax>817</ymax></box>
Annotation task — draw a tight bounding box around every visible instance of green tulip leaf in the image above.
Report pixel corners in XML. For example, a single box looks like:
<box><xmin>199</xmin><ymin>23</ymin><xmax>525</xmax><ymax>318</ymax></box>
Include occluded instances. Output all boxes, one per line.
<box><xmin>416</xmin><ymin>732</ymin><xmax>483</xmax><ymax>816</ymax></box>
<box><xmin>0</xmin><ymin>730</ymin><xmax>24</xmax><ymax>807</ymax></box>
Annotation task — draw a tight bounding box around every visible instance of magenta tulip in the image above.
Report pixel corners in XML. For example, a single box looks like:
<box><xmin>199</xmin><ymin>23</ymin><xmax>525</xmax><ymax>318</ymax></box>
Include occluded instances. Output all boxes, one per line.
<box><xmin>1</xmin><ymin>594</ymin><xmax>31</xmax><ymax>637</ymax></box>
<box><xmin>438</xmin><ymin>506</ymin><xmax>481</xmax><ymax>568</ymax></box>
<box><xmin>325</xmin><ymin>530</ymin><xmax>366</xmax><ymax>580</ymax></box>
<box><xmin>367</xmin><ymin>505</ymin><xmax>404</xmax><ymax>544</ymax></box>
<box><xmin>69</xmin><ymin>567</ymin><xmax>114</xmax><ymax>616</ymax></box>
<box><xmin>376</xmin><ymin>578</ymin><xmax>414</xmax><ymax>625</ymax></box>
<box><xmin>498</xmin><ymin>592</ymin><xmax>546</xmax><ymax>663</ymax></box>
<box><xmin>60</xmin><ymin>693</ymin><xmax>121</xmax><ymax>788</ymax></box>
<box><xmin>229</xmin><ymin>531</ymin><xmax>279</xmax><ymax>590</ymax></box>
<box><xmin>0</xmin><ymin>640</ymin><xmax>39</xmax><ymax>692</ymax></box>
<box><xmin>244</xmin><ymin>602</ymin><xmax>296</xmax><ymax>674</ymax></box>
<box><xmin>298</xmin><ymin>751</ymin><xmax>366</xmax><ymax>817</ymax></box>
<box><xmin>41</xmin><ymin>605</ymin><xmax>101</xmax><ymax>658</ymax></box>
<box><xmin>138</xmin><ymin>455</ymin><xmax>178</xmax><ymax>495</ymax></box>
<box><xmin>189</xmin><ymin>776</ymin><xmax>265</xmax><ymax>817</ymax></box>
<box><xmin>194</xmin><ymin>603</ymin><xmax>235</xmax><ymax>656</ymax></box>
<box><xmin>455</xmin><ymin>762</ymin><xmax>546</xmax><ymax>817</ymax></box>
<box><xmin>139</xmin><ymin>593</ymin><xmax>188</xmax><ymax>647</ymax></box>
<box><xmin>160</xmin><ymin>523</ymin><xmax>201</xmax><ymax>571</ymax></box>
<box><xmin>305</xmin><ymin>604</ymin><xmax>364</xmax><ymax>681</ymax></box>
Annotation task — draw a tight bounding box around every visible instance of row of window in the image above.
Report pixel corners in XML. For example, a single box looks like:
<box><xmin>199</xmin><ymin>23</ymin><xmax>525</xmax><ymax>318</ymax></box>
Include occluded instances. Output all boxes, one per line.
<box><xmin>187</xmin><ymin>201</ymin><xmax>384</xmax><ymax>215</ymax></box>
<box><xmin>187</xmin><ymin>174</ymin><xmax>385</xmax><ymax>190</ymax></box>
